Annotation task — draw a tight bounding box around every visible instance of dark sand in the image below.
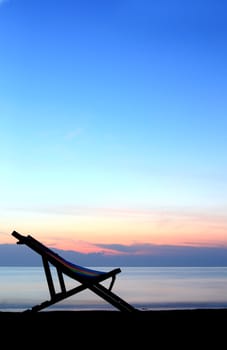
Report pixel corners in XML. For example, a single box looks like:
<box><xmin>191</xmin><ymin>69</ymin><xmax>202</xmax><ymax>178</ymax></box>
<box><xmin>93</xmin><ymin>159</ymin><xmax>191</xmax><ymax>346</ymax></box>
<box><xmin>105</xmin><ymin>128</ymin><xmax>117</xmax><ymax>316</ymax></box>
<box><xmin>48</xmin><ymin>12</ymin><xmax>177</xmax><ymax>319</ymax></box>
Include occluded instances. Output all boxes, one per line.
<box><xmin>1</xmin><ymin>309</ymin><xmax>226</xmax><ymax>346</ymax></box>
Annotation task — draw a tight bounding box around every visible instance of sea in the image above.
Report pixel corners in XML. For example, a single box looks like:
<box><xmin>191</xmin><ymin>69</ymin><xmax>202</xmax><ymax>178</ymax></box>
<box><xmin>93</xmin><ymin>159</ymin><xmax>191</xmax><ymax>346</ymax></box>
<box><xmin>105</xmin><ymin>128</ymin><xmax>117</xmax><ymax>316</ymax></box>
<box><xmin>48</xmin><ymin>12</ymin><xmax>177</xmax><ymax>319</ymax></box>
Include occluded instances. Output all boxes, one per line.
<box><xmin>1</xmin><ymin>266</ymin><xmax>227</xmax><ymax>312</ymax></box>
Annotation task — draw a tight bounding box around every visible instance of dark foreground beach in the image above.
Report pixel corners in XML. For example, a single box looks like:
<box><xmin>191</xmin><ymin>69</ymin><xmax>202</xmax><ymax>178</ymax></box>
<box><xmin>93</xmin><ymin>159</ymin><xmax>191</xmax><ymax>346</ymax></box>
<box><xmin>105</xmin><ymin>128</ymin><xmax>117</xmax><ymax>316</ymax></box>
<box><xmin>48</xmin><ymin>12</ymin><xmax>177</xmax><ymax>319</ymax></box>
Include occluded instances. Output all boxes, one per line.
<box><xmin>1</xmin><ymin>309</ymin><xmax>226</xmax><ymax>346</ymax></box>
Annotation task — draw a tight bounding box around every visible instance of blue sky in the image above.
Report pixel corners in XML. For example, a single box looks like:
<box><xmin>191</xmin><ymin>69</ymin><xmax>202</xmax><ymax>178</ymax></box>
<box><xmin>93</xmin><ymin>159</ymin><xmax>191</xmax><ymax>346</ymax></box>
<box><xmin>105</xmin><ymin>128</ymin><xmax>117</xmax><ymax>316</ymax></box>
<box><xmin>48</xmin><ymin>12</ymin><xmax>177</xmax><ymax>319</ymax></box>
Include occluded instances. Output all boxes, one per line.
<box><xmin>1</xmin><ymin>0</ymin><xmax>227</xmax><ymax>261</ymax></box>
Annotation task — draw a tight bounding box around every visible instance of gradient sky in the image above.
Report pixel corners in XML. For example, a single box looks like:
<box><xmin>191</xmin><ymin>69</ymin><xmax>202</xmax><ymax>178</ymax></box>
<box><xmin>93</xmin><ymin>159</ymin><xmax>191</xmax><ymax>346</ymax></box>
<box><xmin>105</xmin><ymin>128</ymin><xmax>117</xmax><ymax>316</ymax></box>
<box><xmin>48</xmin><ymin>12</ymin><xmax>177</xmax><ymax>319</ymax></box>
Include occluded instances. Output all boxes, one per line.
<box><xmin>1</xmin><ymin>0</ymin><xmax>227</xmax><ymax>257</ymax></box>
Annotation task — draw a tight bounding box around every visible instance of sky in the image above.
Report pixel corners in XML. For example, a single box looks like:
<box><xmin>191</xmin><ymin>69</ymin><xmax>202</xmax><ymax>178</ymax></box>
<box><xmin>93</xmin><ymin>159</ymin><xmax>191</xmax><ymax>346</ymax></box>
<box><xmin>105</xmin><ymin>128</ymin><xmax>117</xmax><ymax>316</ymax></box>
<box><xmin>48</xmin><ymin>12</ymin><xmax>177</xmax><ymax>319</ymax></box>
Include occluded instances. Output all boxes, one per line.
<box><xmin>1</xmin><ymin>0</ymin><xmax>227</xmax><ymax>264</ymax></box>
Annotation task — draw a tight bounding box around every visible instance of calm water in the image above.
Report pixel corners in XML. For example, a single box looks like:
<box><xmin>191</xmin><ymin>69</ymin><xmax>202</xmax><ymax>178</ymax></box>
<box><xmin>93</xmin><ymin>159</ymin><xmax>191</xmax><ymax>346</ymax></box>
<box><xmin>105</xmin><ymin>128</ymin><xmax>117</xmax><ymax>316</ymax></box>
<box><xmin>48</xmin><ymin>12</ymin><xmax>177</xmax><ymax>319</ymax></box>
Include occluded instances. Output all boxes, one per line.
<box><xmin>1</xmin><ymin>266</ymin><xmax>227</xmax><ymax>311</ymax></box>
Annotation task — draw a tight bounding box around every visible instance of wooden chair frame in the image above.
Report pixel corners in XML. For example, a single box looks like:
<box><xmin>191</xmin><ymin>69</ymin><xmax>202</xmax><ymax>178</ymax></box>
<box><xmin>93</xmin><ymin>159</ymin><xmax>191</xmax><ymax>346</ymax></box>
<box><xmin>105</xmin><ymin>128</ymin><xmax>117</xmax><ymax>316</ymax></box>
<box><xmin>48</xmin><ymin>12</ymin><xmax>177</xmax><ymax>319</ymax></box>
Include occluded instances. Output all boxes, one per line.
<box><xmin>12</xmin><ymin>231</ymin><xmax>137</xmax><ymax>312</ymax></box>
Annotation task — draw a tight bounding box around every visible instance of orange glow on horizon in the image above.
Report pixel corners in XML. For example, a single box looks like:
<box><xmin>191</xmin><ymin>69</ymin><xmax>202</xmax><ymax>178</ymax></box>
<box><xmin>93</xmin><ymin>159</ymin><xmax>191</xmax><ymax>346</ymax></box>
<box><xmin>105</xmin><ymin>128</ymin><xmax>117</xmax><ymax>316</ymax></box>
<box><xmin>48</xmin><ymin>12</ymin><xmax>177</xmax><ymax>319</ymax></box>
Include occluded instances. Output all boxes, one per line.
<box><xmin>2</xmin><ymin>206</ymin><xmax>227</xmax><ymax>254</ymax></box>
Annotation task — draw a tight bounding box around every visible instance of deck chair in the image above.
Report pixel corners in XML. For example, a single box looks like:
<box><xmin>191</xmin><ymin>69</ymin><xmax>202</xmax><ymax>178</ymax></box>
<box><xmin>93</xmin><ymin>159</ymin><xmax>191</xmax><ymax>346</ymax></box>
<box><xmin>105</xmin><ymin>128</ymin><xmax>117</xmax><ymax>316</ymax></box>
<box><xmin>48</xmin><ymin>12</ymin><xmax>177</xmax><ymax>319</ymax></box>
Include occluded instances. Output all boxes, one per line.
<box><xmin>12</xmin><ymin>231</ymin><xmax>137</xmax><ymax>312</ymax></box>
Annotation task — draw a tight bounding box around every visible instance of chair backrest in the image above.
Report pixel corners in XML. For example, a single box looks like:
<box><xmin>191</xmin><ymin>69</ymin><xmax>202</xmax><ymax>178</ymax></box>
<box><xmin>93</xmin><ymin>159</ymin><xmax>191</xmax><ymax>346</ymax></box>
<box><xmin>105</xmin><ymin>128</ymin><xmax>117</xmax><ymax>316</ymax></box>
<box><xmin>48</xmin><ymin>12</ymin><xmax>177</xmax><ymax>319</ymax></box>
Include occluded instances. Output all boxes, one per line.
<box><xmin>11</xmin><ymin>230</ymin><xmax>121</xmax><ymax>283</ymax></box>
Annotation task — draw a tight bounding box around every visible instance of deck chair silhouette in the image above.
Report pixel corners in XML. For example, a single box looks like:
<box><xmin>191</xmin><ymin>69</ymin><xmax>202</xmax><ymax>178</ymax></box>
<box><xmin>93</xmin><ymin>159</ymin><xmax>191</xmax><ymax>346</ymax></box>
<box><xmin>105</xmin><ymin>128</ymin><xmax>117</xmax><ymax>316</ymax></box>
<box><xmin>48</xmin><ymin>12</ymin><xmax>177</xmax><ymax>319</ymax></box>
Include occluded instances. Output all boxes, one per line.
<box><xmin>12</xmin><ymin>231</ymin><xmax>137</xmax><ymax>312</ymax></box>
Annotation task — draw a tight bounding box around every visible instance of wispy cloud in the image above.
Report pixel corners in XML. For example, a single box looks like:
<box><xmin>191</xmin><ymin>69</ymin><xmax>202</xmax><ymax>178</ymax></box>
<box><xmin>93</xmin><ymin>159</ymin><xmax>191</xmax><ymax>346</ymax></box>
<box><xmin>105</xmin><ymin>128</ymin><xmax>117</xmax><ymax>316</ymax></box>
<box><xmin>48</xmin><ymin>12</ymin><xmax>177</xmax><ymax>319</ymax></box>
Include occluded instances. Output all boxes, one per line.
<box><xmin>3</xmin><ymin>242</ymin><xmax>227</xmax><ymax>267</ymax></box>
<box><xmin>47</xmin><ymin>237</ymin><xmax>120</xmax><ymax>255</ymax></box>
<box><xmin>65</xmin><ymin>128</ymin><xmax>83</xmax><ymax>140</ymax></box>
<box><xmin>98</xmin><ymin>241</ymin><xmax>227</xmax><ymax>253</ymax></box>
